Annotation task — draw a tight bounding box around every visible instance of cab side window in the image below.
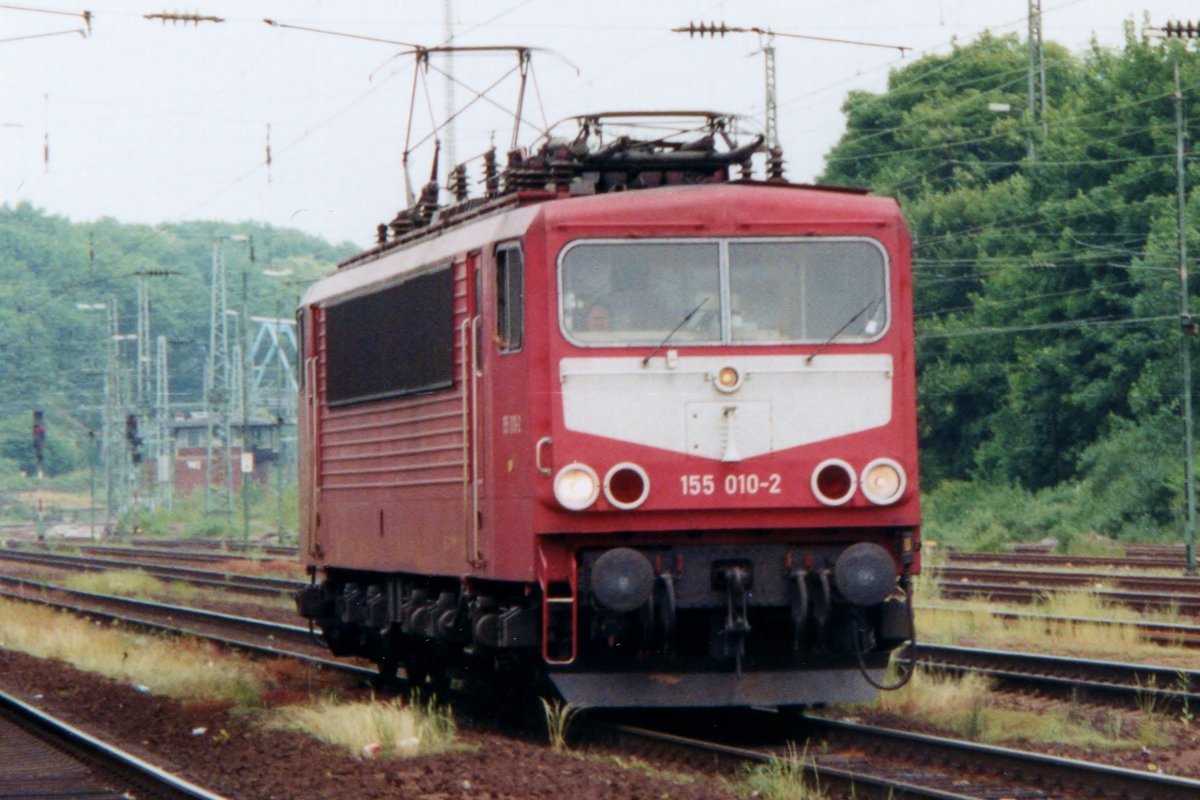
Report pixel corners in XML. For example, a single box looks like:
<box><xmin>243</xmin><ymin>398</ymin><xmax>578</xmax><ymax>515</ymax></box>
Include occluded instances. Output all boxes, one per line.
<box><xmin>496</xmin><ymin>243</ymin><xmax>524</xmax><ymax>352</ymax></box>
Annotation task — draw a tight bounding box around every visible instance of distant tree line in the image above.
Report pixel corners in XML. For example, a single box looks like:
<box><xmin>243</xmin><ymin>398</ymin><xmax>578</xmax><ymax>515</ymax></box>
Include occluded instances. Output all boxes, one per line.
<box><xmin>0</xmin><ymin>203</ymin><xmax>354</xmax><ymax>478</ymax></box>
<box><xmin>821</xmin><ymin>25</ymin><xmax>1200</xmax><ymax>542</ymax></box>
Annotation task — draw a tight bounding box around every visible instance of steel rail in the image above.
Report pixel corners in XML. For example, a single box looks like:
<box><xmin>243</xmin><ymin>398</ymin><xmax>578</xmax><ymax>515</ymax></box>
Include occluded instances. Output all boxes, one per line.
<box><xmin>935</xmin><ymin>564</ymin><xmax>1200</xmax><ymax>593</ymax></box>
<box><xmin>801</xmin><ymin>714</ymin><xmax>1200</xmax><ymax>799</ymax></box>
<box><xmin>33</xmin><ymin>541</ymin><xmax>281</xmax><ymax>564</ymax></box>
<box><xmin>0</xmin><ymin>547</ymin><xmax>302</xmax><ymax>595</ymax></box>
<box><xmin>0</xmin><ymin>576</ymin><xmax>373</xmax><ymax>679</ymax></box>
<box><xmin>0</xmin><ymin>573</ymin><xmax>313</xmax><ymax>645</ymax></box>
<box><xmin>934</xmin><ymin>578</ymin><xmax>1200</xmax><ymax>615</ymax></box>
<box><xmin>912</xmin><ymin>642</ymin><xmax>1200</xmax><ymax>706</ymax></box>
<box><xmin>944</xmin><ymin>550</ymin><xmax>1191</xmax><ymax>570</ymax></box>
<box><xmin>589</xmin><ymin>721</ymin><xmax>977</xmax><ymax>800</ymax></box>
<box><xmin>0</xmin><ymin>688</ymin><xmax>229</xmax><ymax>800</ymax></box>
<box><xmin>919</xmin><ymin>603</ymin><xmax>1200</xmax><ymax>646</ymax></box>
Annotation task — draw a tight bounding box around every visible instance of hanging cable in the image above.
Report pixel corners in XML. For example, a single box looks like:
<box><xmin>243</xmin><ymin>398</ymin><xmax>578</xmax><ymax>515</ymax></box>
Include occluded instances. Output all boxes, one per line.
<box><xmin>852</xmin><ymin>572</ymin><xmax>917</xmax><ymax>691</ymax></box>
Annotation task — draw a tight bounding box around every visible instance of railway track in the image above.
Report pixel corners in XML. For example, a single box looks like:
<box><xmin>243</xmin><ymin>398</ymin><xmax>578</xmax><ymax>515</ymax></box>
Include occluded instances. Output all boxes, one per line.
<box><xmin>595</xmin><ymin>711</ymin><xmax>1200</xmax><ymax>799</ymax></box>
<box><xmin>5</xmin><ymin>549</ymin><xmax>1200</xmax><ymax>697</ymax></box>
<box><xmin>4</xmin><ymin>539</ymin><xmax>290</xmax><ymax>566</ymax></box>
<box><xmin>921</xmin><ymin>602</ymin><xmax>1200</xmax><ymax>647</ymax></box>
<box><xmin>934</xmin><ymin>577</ymin><xmax>1200</xmax><ymax>615</ymax></box>
<box><xmin>14</xmin><ymin>542</ymin><xmax>1200</xmax><ymax>610</ymax></box>
<box><xmin>2</xmin><ymin>571</ymin><xmax>1198</xmax><ymax>798</ymax></box>
<box><xmin>913</xmin><ymin>642</ymin><xmax>1200</xmax><ymax>707</ymax></box>
<box><xmin>945</xmin><ymin>549</ymin><xmax>1192</xmax><ymax>571</ymax></box>
<box><xmin>3</xmin><ymin>565</ymin><xmax>1194</xmax><ymax>711</ymax></box>
<box><xmin>797</xmin><ymin>714</ymin><xmax>1200</xmax><ymax>799</ymax></box>
<box><xmin>935</xmin><ymin>564</ymin><xmax>1200</xmax><ymax>595</ymax></box>
<box><xmin>21</xmin><ymin>544</ymin><xmax>1200</xmax><ymax>624</ymax></box>
<box><xmin>0</xmin><ymin>573</ymin><xmax>320</xmax><ymax>657</ymax></box>
<box><xmin>11</xmin><ymin>551</ymin><xmax>1200</xmax><ymax>650</ymax></box>
<box><xmin>0</xmin><ymin>686</ymin><xmax>227</xmax><ymax>799</ymax></box>
<box><xmin>0</xmin><ymin>546</ymin><xmax>302</xmax><ymax>596</ymax></box>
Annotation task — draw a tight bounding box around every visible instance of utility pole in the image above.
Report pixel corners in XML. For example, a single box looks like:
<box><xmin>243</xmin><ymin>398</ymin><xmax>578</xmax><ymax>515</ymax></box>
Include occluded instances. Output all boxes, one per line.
<box><xmin>443</xmin><ymin>0</ymin><xmax>457</xmax><ymax>177</ymax></box>
<box><xmin>762</xmin><ymin>34</ymin><xmax>777</xmax><ymax>150</ymax></box>
<box><xmin>1155</xmin><ymin>21</ymin><xmax>1200</xmax><ymax>576</ymax></box>
<box><xmin>155</xmin><ymin>334</ymin><xmax>172</xmax><ymax>511</ymax></box>
<box><xmin>103</xmin><ymin>298</ymin><xmax>133</xmax><ymax>533</ymax></box>
<box><xmin>673</xmin><ymin>22</ymin><xmax>909</xmax><ymax>154</ymax></box>
<box><xmin>240</xmin><ymin>237</ymin><xmax>254</xmax><ymax>544</ymax></box>
<box><xmin>205</xmin><ymin>238</ymin><xmax>235</xmax><ymax>518</ymax></box>
<box><xmin>1027</xmin><ymin>0</ymin><xmax>1047</xmax><ymax>158</ymax></box>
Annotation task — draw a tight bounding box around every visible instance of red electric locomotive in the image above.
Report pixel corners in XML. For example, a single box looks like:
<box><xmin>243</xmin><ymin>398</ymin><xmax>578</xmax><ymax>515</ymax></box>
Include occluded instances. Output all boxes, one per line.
<box><xmin>295</xmin><ymin>112</ymin><xmax>920</xmax><ymax>708</ymax></box>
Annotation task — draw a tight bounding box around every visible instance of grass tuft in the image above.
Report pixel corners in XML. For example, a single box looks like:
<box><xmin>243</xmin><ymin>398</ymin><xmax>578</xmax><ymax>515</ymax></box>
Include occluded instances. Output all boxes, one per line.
<box><xmin>61</xmin><ymin>569</ymin><xmax>197</xmax><ymax>602</ymax></box>
<box><xmin>740</xmin><ymin>743</ymin><xmax>824</xmax><ymax>800</ymax></box>
<box><xmin>541</xmin><ymin>697</ymin><xmax>579</xmax><ymax>751</ymax></box>
<box><xmin>264</xmin><ymin>694</ymin><xmax>460</xmax><ymax>758</ymax></box>
<box><xmin>874</xmin><ymin>666</ymin><xmax>1169</xmax><ymax>749</ymax></box>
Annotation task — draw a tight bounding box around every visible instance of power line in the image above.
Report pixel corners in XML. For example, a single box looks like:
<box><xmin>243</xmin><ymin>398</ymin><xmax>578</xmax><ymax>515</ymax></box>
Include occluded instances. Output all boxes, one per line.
<box><xmin>673</xmin><ymin>20</ymin><xmax>909</xmax><ymax>151</ymax></box>
<box><xmin>917</xmin><ymin>313</ymin><xmax>1175</xmax><ymax>339</ymax></box>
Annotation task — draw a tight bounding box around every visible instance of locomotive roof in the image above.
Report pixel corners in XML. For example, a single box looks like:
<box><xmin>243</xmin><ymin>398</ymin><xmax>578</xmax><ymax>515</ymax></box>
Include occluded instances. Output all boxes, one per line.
<box><xmin>302</xmin><ymin>181</ymin><xmax>903</xmax><ymax>309</ymax></box>
<box><xmin>305</xmin><ymin>113</ymin><xmax>902</xmax><ymax>307</ymax></box>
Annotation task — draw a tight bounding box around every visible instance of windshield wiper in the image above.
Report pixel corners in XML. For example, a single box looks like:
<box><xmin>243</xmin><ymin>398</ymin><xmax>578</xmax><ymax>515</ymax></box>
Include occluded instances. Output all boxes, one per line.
<box><xmin>805</xmin><ymin>297</ymin><xmax>881</xmax><ymax>365</ymax></box>
<box><xmin>642</xmin><ymin>297</ymin><xmax>709</xmax><ymax>366</ymax></box>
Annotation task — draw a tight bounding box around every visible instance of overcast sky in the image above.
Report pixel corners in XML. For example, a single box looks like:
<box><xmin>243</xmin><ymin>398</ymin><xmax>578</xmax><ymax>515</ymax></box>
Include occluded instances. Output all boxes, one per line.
<box><xmin>0</xmin><ymin>1</ymin><xmax>1197</xmax><ymax>249</ymax></box>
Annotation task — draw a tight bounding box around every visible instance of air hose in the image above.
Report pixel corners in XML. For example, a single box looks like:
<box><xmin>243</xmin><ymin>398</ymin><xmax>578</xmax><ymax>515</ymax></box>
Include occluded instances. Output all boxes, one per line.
<box><xmin>852</xmin><ymin>570</ymin><xmax>917</xmax><ymax>691</ymax></box>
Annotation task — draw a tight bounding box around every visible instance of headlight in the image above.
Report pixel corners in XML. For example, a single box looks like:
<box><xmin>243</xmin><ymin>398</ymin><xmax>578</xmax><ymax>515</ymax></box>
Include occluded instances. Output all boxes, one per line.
<box><xmin>861</xmin><ymin>458</ymin><xmax>906</xmax><ymax>505</ymax></box>
<box><xmin>811</xmin><ymin>458</ymin><xmax>856</xmax><ymax>506</ymax></box>
<box><xmin>714</xmin><ymin>365</ymin><xmax>742</xmax><ymax>393</ymax></box>
<box><xmin>554</xmin><ymin>463</ymin><xmax>600</xmax><ymax>511</ymax></box>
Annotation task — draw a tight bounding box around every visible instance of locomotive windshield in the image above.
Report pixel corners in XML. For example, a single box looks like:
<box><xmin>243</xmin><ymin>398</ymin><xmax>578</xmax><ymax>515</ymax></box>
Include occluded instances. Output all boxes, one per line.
<box><xmin>559</xmin><ymin>238</ymin><xmax>888</xmax><ymax>346</ymax></box>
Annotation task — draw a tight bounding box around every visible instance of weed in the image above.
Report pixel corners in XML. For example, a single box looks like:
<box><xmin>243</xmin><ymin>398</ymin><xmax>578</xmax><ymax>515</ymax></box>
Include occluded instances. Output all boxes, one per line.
<box><xmin>1178</xmin><ymin>671</ymin><xmax>1195</xmax><ymax>727</ymax></box>
<box><xmin>741</xmin><ymin>743</ymin><xmax>824</xmax><ymax>800</ymax></box>
<box><xmin>1133</xmin><ymin>675</ymin><xmax>1162</xmax><ymax>717</ymax></box>
<box><xmin>540</xmin><ymin>697</ymin><xmax>578</xmax><ymax>751</ymax></box>
<box><xmin>264</xmin><ymin>694</ymin><xmax>460</xmax><ymax>758</ymax></box>
<box><xmin>61</xmin><ymin>569</ymin><xmax>197</xmax><ymax>602</ymax></box>
<box><xmin>870</xmin><ymin>666</ymin><xmax>1162</xmax><ymax>750</ymax></box>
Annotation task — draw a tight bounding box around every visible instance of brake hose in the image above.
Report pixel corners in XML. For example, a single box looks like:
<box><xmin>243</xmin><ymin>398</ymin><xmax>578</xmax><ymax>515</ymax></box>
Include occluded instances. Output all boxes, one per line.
<box><xmin>852</xmin><ymin>571</ymin><xmax>917</xmax><ymax>691</ymax></box>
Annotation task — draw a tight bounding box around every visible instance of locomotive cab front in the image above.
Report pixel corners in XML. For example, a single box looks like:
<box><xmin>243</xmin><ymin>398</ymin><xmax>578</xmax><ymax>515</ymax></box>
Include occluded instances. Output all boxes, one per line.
<box><xmin>530</xmin><ymin>186</ymin><xmax>921</xmax><ymax>708</ymax></box>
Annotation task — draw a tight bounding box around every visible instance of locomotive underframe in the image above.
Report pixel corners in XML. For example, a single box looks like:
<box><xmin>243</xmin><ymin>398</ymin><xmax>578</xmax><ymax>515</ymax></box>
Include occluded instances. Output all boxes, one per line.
<box><xmin>296</xmin><ymin>530</ymin><xmax>913</xmax><ymax>705</ymax></box>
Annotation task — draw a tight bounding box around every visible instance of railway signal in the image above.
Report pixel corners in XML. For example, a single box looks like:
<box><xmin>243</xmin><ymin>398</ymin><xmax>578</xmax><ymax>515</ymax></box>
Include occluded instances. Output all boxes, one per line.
<box><xmin>32</xmin><ymin>409</ymin><xmax>45</xmax><ymax>474</ymax></box>
<box><xmin>125</xmin><ymin>414</ymin><xmax>143</xmax><ymax>465</ymax></box>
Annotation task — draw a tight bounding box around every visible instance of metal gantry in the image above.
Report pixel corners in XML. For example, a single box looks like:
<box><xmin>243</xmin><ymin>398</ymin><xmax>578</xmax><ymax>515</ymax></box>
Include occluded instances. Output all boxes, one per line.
<box><xmin>249</xmin><ymin>315</ymin><xmax>298</xmax><ymax>411</ymax></box>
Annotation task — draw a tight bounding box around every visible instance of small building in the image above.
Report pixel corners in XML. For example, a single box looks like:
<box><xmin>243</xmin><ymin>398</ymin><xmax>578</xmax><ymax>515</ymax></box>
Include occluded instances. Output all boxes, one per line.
<box><xmin>169</xmin><ymin>414</ymin><xmax>295</xmax><ymax>494</ymax></box>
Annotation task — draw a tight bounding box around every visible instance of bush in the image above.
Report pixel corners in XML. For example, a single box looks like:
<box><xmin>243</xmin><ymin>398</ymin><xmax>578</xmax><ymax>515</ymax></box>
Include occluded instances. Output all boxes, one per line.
<box><xmin>922</xmin><ymin>480</ymin><xmax>1086</xmax><ymax>551</ymax></box>
<box><xmin>1075</xmin><ymin>413</ymin><xmax>1180</xmax><ymax>541</ymax></box>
